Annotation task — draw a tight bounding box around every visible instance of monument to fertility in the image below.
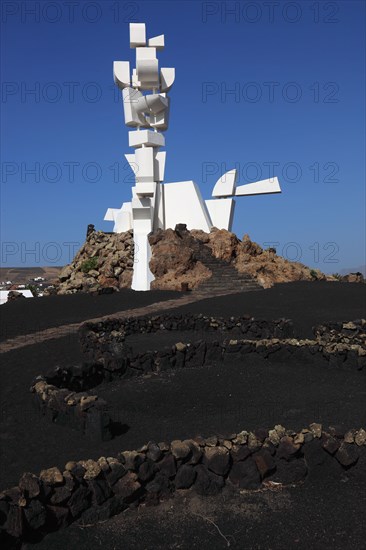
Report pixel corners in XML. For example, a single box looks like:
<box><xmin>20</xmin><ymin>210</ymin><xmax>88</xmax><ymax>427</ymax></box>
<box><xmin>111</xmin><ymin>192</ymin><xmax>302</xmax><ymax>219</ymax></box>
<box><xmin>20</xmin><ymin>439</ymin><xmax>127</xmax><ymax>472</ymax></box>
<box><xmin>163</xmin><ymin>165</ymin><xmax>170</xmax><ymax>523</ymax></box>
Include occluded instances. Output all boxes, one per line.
<box><xmin>104</xmin><ymin>23</ymin><xmax>281</xmax><ymax>290</ymax></box>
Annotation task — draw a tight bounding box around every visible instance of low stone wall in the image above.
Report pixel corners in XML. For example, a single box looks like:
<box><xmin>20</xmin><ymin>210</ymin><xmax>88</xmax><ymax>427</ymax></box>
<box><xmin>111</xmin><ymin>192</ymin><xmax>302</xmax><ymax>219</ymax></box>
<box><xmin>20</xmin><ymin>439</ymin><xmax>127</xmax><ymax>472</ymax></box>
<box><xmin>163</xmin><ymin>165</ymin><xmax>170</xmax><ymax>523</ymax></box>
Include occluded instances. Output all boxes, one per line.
<box><xmin>30</xmin><ymin>316</ymin><xmax>365</xmax><ymax>442</ymax></box>
<box><xmin>1</xmin><ymin>424</ymin><xmax>365</xmax><ymax>547</ymax></box>
<box><xmin>30</xmin><ymin>373</ymin><xmax>114</xmax><ymax>442</ymax></box>
<box><xmin>313</xmin><ymin>319</ymin><xmax>366</xmax><ymax>345</ymax></box>
<box><xmin>79</xmin><ymin>314</ymin><xmax>295</xmax><ymax>369</ymax></box>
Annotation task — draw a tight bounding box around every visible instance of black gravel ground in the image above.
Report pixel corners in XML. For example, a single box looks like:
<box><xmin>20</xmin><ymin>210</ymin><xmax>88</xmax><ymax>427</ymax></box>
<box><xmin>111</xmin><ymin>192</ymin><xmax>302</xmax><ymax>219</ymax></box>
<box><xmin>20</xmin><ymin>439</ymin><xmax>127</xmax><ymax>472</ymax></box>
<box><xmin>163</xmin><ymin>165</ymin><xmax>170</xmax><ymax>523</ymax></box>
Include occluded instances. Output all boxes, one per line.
<box><xmin>23</xmin><ymin>479</ymin><xmax>366</xmax><ymax>550</ymax></box>
<box><xmin>0</xmin><ymin>289</ymin><xmax>181</xmax><ymax>342</ymax></box>
<box><xmin>160</xmin><ymin>282</ymin><xmax>366</xmax><ymax>338</ymax></box>
<box><xmin>0</xmin><ymin>282</ymin><xmax>365</xmax><ymax>548</ymax></box>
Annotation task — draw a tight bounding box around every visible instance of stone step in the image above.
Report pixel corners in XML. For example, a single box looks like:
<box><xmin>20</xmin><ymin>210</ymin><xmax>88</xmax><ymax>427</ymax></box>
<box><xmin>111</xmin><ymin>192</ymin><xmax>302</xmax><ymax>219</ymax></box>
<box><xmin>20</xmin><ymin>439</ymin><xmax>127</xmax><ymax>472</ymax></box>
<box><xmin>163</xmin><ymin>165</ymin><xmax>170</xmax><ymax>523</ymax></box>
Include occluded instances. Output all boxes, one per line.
<box><xmin>191</xmin><ymin>239</ymin><xmax>261</xmax><ymax>293</ymax></box>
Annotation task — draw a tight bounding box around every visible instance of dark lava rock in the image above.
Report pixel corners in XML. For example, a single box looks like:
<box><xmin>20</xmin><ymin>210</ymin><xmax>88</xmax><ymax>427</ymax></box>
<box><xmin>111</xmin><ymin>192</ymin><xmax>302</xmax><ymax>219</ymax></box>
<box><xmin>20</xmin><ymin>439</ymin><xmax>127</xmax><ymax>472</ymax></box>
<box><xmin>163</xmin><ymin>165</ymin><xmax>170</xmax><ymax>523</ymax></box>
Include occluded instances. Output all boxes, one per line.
<box><xmin>228</xmin><ymin>458</ymin><xmax>261</xmax><ymax>490</ymax></box>
<box><xmin>270</xmin><ymin>458</ymin><xmax>307</xmax><ymax>484</ymax></box>
<box><xmin>138</xmin><ymin>460</ymin><xmax>158</xmax><ymax>482</ymax></box>
<box><xmin>322</xmin><ymin>434</ymin><xmax>341</xmax><ymax>455</ymax></box>
<box><xmin>146</xmin><ymin>442</ymin><xmax>163</xmax><ymax>462</ymax></box>
<box><xmin>87</xmin><ymin>478</ymin><xmax>113</xmax><ymax>505</ymax></box>
<box><xmin>253</xmin><ymin>449</ymin><xmax>276</xmax><ymax>478</ymax></box>
<box><xmin>231</xmin><ymin>445</ymin><xmax>252</xmax><ymax>462</ymax></box>
<box><xmin>145</xmin><ymin>473</ymin><xmax>170</xmax><ymax>497</ymax></box>
<box><xmin>335</xmin><ymin>443</ymin><xmax>359</xmax><ymax>467</ymax></box>
<box><xmin>4</xmin><ymin>505</ymin><xmax>24</xmax><ymax>538</ymax></box>
<box><xmin>50</xmin><ymin>484</ymin><xmax>73</xmax><ymax>505</ymax></box>
<box><xmin>24</xmin><ymin>499</ymin><xmax>47</xmax><ymax>530</ymax></box>
<box><xmin>157</xmin><ymin>454</ymin><xmax>177</xmax><ymax>479</ymax></box>
<box><xmin>79</xmin><ymin>496</ymin><xmax>125</xmax><ymax>525</ymax></box>
<box><xmin>203</xmin><ymin>446</ymin><xmax>231</xmax><ymax>476</ymax></box>
<box><xmin>68</xmin><ymin>486</ymin><xmax>90</xmax><ymax>518</ymax></box>
<box><xmin>112</xmin><ymin>472</ymin><xmax>142</xmax><ymax>503</ymax></box>
<box><xmin>175</xmin><ymin>465</ymin><xmax>196</xmax><ymax>489</ymax></box>
<box><xmin>193</xmin><ymin>464</ymin><xmax>225</xmax><ymax>496</ymax></box>
<box><xmin>171</xmin><ymin>440</ymin><xmax>192</xmax><ymax>461</ymax></box>
<box><xmin>277</xmin><ymin>436</ymin><xmax>301</xmax><ymax>460</ymax></box>
<box><xmin>106</xmin><ymin>462</ymin><xmax>127</xmax><ymax>486</ymax></box>
<box><xmin>18</xmin><ymin>473</ymin><xmax>40</xmax><ymax>499</ymax></box>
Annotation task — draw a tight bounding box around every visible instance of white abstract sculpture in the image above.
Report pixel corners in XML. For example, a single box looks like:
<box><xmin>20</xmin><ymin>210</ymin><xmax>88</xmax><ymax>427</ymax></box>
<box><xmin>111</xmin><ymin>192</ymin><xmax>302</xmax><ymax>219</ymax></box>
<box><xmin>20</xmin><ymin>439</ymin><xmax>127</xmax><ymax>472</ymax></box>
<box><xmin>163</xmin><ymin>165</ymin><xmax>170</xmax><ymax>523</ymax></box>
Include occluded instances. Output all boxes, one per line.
<box><xmin>104</xmin><ymin>23</ymin><xmax>281</xmax><ymax>290</ymax></box>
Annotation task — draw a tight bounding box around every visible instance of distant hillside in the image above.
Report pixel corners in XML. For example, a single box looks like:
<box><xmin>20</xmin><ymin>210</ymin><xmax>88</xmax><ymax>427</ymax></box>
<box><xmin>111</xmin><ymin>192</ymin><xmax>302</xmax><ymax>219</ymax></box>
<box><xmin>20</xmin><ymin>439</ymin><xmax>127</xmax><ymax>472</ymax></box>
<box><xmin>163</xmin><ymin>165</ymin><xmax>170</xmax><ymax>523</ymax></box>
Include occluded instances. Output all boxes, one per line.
<box><xmin>0</xmin><ymin>266</ymin><xmax>62</xmax><ymax>284</ymax></box>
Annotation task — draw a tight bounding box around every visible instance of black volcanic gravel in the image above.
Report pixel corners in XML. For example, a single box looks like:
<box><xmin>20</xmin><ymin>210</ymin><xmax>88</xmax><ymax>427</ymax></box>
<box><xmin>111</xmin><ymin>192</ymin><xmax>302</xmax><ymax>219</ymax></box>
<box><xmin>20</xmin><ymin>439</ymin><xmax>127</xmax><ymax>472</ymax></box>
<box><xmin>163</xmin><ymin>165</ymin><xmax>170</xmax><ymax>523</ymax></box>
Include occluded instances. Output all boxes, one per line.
<box><xmin>159</xmin><ymin>282</ymin><xmax>366</xmax><ymax>338</ymax></box>
<box><xmin>0</xmin><ymin>282</ymin><xmax>365</xmax><ymax>548</ymax></box>
<box><xmin>0</xmin><ymin>289</ymin><xmax>181</xmax><ymax>342</ymax></box>
<box><xmin>24</xmin><ymin>479</ymin><xmax>366</xmax><ymax>550</ymax></box>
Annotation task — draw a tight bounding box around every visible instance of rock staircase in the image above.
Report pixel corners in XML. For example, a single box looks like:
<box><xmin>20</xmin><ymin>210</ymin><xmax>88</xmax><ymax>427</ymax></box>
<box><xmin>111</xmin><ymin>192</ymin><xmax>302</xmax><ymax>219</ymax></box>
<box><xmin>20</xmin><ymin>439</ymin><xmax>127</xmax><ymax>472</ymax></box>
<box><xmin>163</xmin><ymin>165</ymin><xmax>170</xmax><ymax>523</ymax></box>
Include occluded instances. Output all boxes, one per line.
<box><xmin>191</xmin><ymin>239</ymin><xmax>262</xmax><ymax>293</ymax></box>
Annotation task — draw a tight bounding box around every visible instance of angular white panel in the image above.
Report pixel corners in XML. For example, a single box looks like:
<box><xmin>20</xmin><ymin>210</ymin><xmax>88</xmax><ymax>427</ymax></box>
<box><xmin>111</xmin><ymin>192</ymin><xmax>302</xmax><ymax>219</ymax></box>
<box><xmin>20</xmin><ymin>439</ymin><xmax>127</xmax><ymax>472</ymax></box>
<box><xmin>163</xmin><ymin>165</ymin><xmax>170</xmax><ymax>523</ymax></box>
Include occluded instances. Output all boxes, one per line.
<box><xmin>135</xmin><ymin>182</ymin><xmax>156</xmax><ymax>197</ymax></box>
<box><xmin>131</xmin><ymin>233</ymin><xmax>155</xmax><ymax>291</ymax></box>
<box><xmin>145</xmin><ymin>93</ymin><xmax>168</xmax><ymax>114</ymax></box>
<box><xmin>153</xmin><ymin>182</ymin><xmax>165</xmax><ymax>229</ymax></box>
<box><xmin>128</xmin><ymin>129</ymin><xmax>165</xmax><ymax>148</ymax></box>
<box><xmin>148</xmin><ymin>35</ymin><xmax>165</xmax><ymax>49</ymax></box>
<box><xmin>134</xmin><ymin>147</ymin><xmax>155</xmax><ymax>183</ymax></box>
<box><xmin>212</xmin><ymin>169</ymin><xmax>237</xmax><ymax>197</ymax></box>
<box><xmin>164</xmin><ymin>181</ymin><xmax>212</xmax><ymax>232</ymax></box>
<box><xmin>137</xmin><ymin>59</ymin><xmax>159</xmax><ymax>89</ymax></box>
<box><xmin>104</xmin><ymin>208</ymin><xmax>119</xmax><ymax>222</ymax></box>
<box><xmin>205</xmin><ymin>199</ymin><xmax>235</xmax><ymax>231</ymax></box>
<box><xmin>122</xmin><ymin>87</ymin><xmax>149</xmax><ymax>127</ymax></box>
<box><xmin>150</xmin><ymin>111</ymin><xmax>169</xmax><ymax>131</ymax></box>
<box><xmin>132</xmin><ymin>68</ymin><xmax>141</xmax><ymax>88</ymax></box>
<box><xmin>114</xmin><ymin>208</ymin><xmax>132</xmax><ymax>232</ymax></box>
<box><xmin>136</xmin><ymin>47</ymin><xmax>157</xmax><ymax>60</ymax></box>
<box><xmin>113</xmin><ymin>61</ymin><xmax>130</xmax><ymax>89</ymax></box>
<box><xmin>124</xmin><ymin>153</ymin><xmax>136</xmax><ymax>174</ymax></box>
<box><xmin>235</xmin><ymin>177</ymin><xmax>281</xmax><ymax>196</ymax></box>
<box><xmin>160</xmin><ymin>68</ymin><xmax>175</xmax><ymax>92</ymax></box>
<box><xmin>154</xmin><ymin>151</ymin><xmax>166</xmax><ymax>182</ymax></box>
<box><xmin>130</xmin><ymin>23</ymin><xmax>146</xmax><ymax>48</ymax></box>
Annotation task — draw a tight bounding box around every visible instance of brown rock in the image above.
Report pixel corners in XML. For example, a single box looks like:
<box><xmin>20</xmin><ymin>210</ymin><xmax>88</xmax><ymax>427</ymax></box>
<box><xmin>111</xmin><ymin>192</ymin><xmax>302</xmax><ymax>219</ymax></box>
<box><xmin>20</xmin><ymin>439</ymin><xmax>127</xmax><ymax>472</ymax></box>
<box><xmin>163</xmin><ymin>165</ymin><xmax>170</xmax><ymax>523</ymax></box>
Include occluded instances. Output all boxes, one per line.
<box><xmin>39</xmin><ymin>467</ymin><xmax>64</xmax><ymax>486</ymax></box>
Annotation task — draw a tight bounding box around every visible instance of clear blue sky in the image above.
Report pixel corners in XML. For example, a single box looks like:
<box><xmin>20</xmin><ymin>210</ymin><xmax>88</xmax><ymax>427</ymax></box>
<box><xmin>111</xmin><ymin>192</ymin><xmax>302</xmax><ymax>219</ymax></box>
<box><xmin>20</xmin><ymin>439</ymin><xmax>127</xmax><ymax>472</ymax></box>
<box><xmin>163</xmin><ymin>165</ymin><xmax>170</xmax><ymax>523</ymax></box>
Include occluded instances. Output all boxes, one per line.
<box><xmin>1</xmin><ymin>0</ymin><xmax>365</xmax><ymax>272</ymax></box>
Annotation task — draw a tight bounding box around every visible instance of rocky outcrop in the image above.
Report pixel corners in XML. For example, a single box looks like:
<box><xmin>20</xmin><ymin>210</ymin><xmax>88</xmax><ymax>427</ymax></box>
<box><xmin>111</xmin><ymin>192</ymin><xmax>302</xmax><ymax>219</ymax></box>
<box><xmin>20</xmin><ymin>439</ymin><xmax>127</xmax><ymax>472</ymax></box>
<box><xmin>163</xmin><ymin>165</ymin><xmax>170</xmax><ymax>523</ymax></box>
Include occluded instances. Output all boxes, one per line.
<box><xmin>56</xmin><ymin>231</ymin><xmax>134</xmax><ymax>295</ymax></box>
<box><xmin>341</xmin><ymin>272</ymin><xmax>364</xmax><ymax>283</ymax></box>
<box><xmin>54</xmin><ymin>227</ymin><xmax>329</xmax><ymax>294</ymax></box>
<box><xmin>148</xmin><ymin>228</ymin><xmax>212</xmax><ymax>290</ymax></box>
<box><xmin>150</xmin><ymin>227</ymin><xmax>325</xmax><ymax>290</ymax></box>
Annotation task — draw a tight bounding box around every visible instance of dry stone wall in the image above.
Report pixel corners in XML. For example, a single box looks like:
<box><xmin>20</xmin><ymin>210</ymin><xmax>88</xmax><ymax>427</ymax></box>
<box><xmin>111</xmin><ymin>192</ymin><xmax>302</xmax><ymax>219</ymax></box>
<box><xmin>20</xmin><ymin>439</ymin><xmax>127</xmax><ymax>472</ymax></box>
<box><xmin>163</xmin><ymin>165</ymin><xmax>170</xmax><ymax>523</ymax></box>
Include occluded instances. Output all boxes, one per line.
<box><xmin>1</xmin><ymin>424</ymin><xmax>365</xmax><ymax>547</ymax></box>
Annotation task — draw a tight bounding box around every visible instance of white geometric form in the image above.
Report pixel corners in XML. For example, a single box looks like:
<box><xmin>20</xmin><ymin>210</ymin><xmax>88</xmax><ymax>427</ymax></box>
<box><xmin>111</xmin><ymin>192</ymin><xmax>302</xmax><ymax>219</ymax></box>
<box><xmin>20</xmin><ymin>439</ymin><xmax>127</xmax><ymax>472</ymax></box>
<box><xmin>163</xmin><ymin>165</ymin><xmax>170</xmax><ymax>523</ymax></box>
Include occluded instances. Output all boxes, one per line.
<box><xmin>164</xmin><ymin>181</ymin><xmax>213</xmax><ymax>233</ymax></box>
<box><xmin>136</xmin><ymin>47</ymin><xmax>157</xmax><ymax>60</ymax></box>
<box><xmin>154</xmin><ymin>151</ymin><xmax>166</xmax><ymax>182</ymax></box>
<box><xmin>104</xmin><ymin>207</ymin><xmax>120</xmax><ymax>222</ymax></box>
<box><xmin>235</xmin><ymin>177</ymin><xmax>281</xmax><ymax>196</ymax></box>
<box><xmin>132</xmin><ymin>233</ymin><xmax>155</xmax><ymax>290</ymax></box>
<box><xmin>136</xmin><ymin>58</ymin><xmax>159</xmax><ymax>90</ymax></box>
<box><xmin>113</xmin><ymin>61</ymin><xmax>130</xmax><ymax>89</ymax></box>
<box><xmin>122</xmin><ymin>87</ymin><xmax>149</xmax><ymax>127</ymax></box>
<box><xmin>134</xmin><ymin>147</ymin><xmax>155</xmax><ymax>183</ymax></box>
<box><xmin>114</xmin><ymin>206</ymin><xmax>132</xmax><ymax>232</ymax></box>
<box><xmin>128</xmin><ymin>129</ymin><xmax>165</xmax><ymax>148</ymax></box>
<box><xmin>104</xmin><ymin>22</ymin><xmax>282</xmax><ymax>290</ymax></box>
<box><xmin>148</xmin><ymin>35</ymin><xmax>165</xmax><ymax>49</ymax></box>
<box><xmin>160</xmin><ymin>68</ymin><xmax>175</xmax><ymax>92</ymax></box>
<box><xmin>130</xmin><ymin>23</ymin><xmax>146</xmax><ymax>48</ymax></box>
<box><xmin>206</xmin><ymin>198</ymin><xmax>235</xmax><ymax>231</ymax></box>
<box><xmin>212</xmin><ymin>169</ymin><xmax>238</xmax><ymax>197</ymax></box>
<box><xmin>125</xmin><ymin>153</ymin><xmax>136</xmax><ymax>173</ymax></box>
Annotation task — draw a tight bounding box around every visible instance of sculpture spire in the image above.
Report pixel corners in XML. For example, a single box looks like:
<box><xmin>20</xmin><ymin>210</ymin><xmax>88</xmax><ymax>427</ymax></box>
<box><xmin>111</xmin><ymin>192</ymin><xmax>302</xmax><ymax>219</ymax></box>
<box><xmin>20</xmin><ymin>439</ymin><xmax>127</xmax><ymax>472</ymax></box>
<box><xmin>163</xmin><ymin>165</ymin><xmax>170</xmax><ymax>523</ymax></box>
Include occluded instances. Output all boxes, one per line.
<box><xmin>104</xmin><ymin>23</ymin><xmax>281</xmax><ymax>291</ymax></box>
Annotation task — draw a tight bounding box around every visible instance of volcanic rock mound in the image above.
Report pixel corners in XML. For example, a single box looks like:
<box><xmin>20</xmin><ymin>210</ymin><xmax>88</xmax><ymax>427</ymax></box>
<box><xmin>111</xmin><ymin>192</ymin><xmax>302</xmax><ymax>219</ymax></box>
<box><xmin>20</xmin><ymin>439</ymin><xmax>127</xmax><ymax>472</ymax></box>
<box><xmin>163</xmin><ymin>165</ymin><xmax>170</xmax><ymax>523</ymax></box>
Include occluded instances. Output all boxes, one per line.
<box><xmin>55</xmin><ymin>226</ymin><xmax>326</xmax><ymax>294</ymax></box>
